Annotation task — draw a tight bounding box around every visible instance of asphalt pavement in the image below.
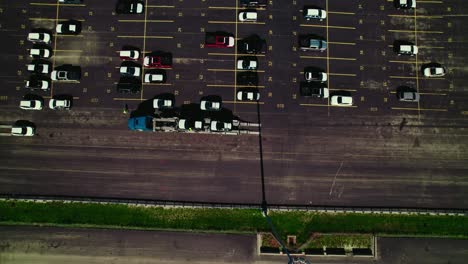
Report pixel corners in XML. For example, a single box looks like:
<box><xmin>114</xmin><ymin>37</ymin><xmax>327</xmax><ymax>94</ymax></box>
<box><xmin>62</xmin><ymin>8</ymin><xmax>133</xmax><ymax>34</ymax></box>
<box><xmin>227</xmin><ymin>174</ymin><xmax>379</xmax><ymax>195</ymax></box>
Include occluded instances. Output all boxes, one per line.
<box><xmin>0</xmin><ymin>0</ymin><xmax>468</xmax><ymax>208</ymax></box>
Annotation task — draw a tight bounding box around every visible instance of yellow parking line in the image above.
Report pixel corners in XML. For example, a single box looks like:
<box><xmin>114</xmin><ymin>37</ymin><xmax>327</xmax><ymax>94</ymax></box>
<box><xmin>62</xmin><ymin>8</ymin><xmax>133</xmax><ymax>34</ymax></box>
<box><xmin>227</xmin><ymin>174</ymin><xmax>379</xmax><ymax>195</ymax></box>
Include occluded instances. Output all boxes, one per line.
<box><xmin>118</xmin><ymin>20</ymin><xmax>174</xmax><ymax>23</ymax></box>
<box><xmin>390</xmin><ymin>91</ymin><xmax>447</xmax><ymax>96</ymax></box>
<box><xmin>143</xmin><ymin>83</ymin><xmax>173</xmax><ymax>86</ymax></box>
<box><xmin>224</xmin><ymin>101</ymin><xmax>265</xmax><ymax>105</ymax></box>
<box><xmin>300</xmin><ymin>103</ymin><xmax>357</xmax><ymax>108</ymax></box>
<box><xmin>208</xmin><ymin>68</ymin><xmax>265</xmax><ymax>73</ymax></box>
<box><xmin>390</xmin><ymin>76</ymin><xmax>416</xmax><ymax>79</ymax></box>
<box><xmin>54</xmin><ymin>49</ymin><xmax>83</xmax><ymax>52</ymax></box>
<box><xmin>54</xmin><ymin>34</ymin><xmax>84</xmax><ymax>37</ymax></box>
<box><xmin>209</xmin><ymin>20</ymin><xmax>265</xmax><ymax>25</ymax></box>
<box><xmin>388</xmin><ymin>29</ymin><xmax>443</xmax><ymax>34</ymax></box>
<box><xmin>392</xmin><ymin>107</ymin><xmax>447</xmax><ymax>111</ymax></box>
<box><xmin>389</xmin><ymin>60</ymin><xmax>418</xmax><ymax>64</ymax></box>
<box><xmin>300</xmin><ymin>24</ymin><xmax>356</xmax><ymax>30</ymax></box>
<box><xmin>417</xmin><ymin>0</ymin><xmax>443</xmax><ymax>3</ymax></box>
<box><xmin>329</xmin><ymin>88</ymin><xmax>357</xmax><ymax>92</ymax></box>
<box><xmin>388</xmin><ymin>14</ymin><xmax>443</xmax><ymax>19</ymax></box>
<box><xmin>300</xmin><ymin>56</ymin><xmax>356</xmax><ymax>61</ymax></box>
<box><xmin>208</xmin><ymin>6</ymin><xmax>239</xmax><ymax>10</ymax></box>
<box><xmin>444</xmin><ymin>14</ymin><xmax>468</xmax><ymax>17</ymax></box>
<box><xmin>419</xmin><ymin>46</ymin><xmax>445</xmax><ymax>49</ymax></box>
<box><xmin>146</xmin><ymin>5</ymin><xmax>175</xmax><ymax>8</ymax></box>
<box><xmin>117</xmin><ymin>35</ymin><xmax>173</xmax><ymax>39</ymax></box>
<box><xmin>29</xmin><ymin>18</ymin><xmax>85</xmax><ymax>21</ymax></box>
<box><xmin>329</xmin><ymin>73</ymin><xmax>356</xmax><ymax>77</ymax></box>
<box><xmin>30</xmin><ymin>3</ymin><xmax>85</xmax><ymax>6</ymax></box>
<box><xmin>329</xmin><ymin>42</ymin><xmax>356</xmax><ymax>45</ymax></box>
<box><xmin>328</xmin><ymin>11</ymin><xmax>355</xmax><ymax>15</ymax></box>
<box><xmin>114</xmin><ymin>98</ymin><xmax>147</xmax><ymax>101</ymax></box>
<box><xmin>208</xmin><ymin>53</ymin><xmax>266</xmax><ymax>57</ymax></box>
<box><xmin>207</xmin><ymin>84</ymin><xmax>265</xmax><ymax>88</ymax></box>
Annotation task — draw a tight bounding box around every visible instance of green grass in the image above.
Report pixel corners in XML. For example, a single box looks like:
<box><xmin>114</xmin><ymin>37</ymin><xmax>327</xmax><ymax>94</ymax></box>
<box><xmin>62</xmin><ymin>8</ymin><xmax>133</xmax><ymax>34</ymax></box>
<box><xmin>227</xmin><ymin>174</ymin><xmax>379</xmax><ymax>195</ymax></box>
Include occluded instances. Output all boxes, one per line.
<box><xmin>303</xmin><ymin>234</ymin><xmax>372</xmax><ymax>249</ymax></box>
<box><xmin>1</xmin><ymin>200</ymin><xmax>467</xmax><ymax>246</ymax></box>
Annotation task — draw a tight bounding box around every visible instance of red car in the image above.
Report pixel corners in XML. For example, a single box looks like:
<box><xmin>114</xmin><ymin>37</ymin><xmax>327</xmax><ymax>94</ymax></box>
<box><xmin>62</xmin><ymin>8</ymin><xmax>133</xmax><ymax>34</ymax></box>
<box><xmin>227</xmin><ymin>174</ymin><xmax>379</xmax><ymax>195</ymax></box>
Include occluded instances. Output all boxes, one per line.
<box><xmin>205</xmin><ymin>32</ymin><xmax>235</xmax><ymax>48</ymax></box>
<box><xmin>143</xmin><ymin>53</ymin><xmax>172</xmax><ymax>68</ymax></box>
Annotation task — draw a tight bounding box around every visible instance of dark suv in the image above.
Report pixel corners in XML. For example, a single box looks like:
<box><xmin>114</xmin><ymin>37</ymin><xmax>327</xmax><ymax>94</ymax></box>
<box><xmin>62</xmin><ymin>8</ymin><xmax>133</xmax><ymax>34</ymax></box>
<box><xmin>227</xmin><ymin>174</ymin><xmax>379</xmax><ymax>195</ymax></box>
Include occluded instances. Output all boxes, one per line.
<box><xmin>237</xmin><ymin>34</ymin><xmax>266</xmax><ymax>54</ymax></box>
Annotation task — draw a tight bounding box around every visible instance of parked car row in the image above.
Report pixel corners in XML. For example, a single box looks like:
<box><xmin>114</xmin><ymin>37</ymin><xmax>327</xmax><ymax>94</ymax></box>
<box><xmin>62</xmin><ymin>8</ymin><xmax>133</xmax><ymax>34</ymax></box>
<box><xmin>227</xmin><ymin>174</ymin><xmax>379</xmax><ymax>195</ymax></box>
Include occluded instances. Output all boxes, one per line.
<box><xmin>390</xmin><ymin>2</ymin><xmax>446</xmax><ymax>103</ymax></box>
<box><xmin>117</xmin><ymin>47</ymin><xmax>172</xmax><ymax>93</ymax></box>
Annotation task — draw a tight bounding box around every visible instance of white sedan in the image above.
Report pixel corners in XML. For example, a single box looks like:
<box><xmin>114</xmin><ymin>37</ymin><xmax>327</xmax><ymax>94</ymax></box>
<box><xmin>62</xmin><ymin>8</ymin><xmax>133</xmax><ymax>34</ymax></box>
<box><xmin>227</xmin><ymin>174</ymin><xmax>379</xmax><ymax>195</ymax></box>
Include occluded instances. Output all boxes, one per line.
<box><xmin>210</xmin><ymin>121</ymin><xmax>232</xmax><ymax>132</ymax></box>
<box><xmin>11</xmin><ymin>125</ymin><xmax>35</xmax><ymax>136</ymax></box>
<box><xmin>19</xmin><ymin>99</ymin><xmax>43</xmax><ymax>110</ymax></box>
<box><xmin>423</xmin><ymin>66</ymin><xmax>446</xmax><ymax>77</ymax></box>
<box><xmin>153</xmin><ymin>98</ymin><xmax>174</xmax><ymax>109</ymax></box>
<box><xmin>237</xmin><ymin>57</ymin><xmax>258</xmax><ymax>70</ymax></box>
<box><xmin>330</xmin><ymin>95</ymin><xmax>353</xmax><ymax>106</ymax></box>
<box><xmin>238</xmin><ymin>11</ymin><xmax>257</xmax><ymax>22</ymax></box>
<box><xmin>49</xmin><ymin>98</ymin><xmax>72</xmax><ymax>110</ymax></box>
<box><xmin>200</xmin><ymin>99</ymin><xmax>221</xmax><ymax>111</ymax></box>
<box><xmin>237</xmin><ymin>90</ymin><xmax>260</xmax><ymax>101</ymax></box>
<box><xmin>27</xmin><ymin>32</ymin><xmax>51</xmax><ymax>44</ymax></box>
<box><xmin>30</xmin><ymin>47</ymin><xmax>51</xmax><ymax>58</ymax></box>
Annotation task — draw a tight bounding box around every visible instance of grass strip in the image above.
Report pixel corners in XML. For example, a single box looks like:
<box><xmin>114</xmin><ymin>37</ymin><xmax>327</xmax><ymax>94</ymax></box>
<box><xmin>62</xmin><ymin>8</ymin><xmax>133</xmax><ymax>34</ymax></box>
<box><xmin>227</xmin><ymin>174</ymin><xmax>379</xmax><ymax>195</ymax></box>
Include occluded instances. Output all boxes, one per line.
<box><xmin>1</xmin><ymin>200</ymin><xmax>467</xmax><ymax>244</ymax></box>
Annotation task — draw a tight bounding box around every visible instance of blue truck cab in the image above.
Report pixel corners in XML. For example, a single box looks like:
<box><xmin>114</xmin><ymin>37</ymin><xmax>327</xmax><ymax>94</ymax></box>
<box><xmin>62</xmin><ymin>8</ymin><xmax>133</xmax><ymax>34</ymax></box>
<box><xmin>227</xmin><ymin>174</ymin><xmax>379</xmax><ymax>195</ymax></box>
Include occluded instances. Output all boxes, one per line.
<box><xmin>128</xmin><ymin>116</ymin><xmax>153</xmax><ymax>131</ymax></box>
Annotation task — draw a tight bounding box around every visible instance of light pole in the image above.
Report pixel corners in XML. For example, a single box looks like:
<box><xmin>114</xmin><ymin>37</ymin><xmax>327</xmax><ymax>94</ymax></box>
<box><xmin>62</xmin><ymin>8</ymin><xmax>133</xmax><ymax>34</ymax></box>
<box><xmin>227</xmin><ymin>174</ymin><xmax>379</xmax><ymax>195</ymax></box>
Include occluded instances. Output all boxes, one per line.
<box><xmin>256</xmin><ymin>101</ymin><xmax>310</xmax><ymax>264</ymax></box>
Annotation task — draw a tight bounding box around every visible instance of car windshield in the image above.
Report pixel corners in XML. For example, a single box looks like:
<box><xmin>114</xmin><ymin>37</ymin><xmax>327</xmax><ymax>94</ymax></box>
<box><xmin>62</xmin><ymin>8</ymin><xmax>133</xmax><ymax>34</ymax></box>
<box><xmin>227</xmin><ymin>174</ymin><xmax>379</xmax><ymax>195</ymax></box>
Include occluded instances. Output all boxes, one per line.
<box><xmin>242</xmin><ymin>60</ymin><xmax>249</xmax><ymax>68</ymax></box>
<box><xmin>431</xmin><ymin>68</ymin><xmax>436</xmax><ymax>74</ymax></box>
<box><xmin>30</xmin><ymin>101</ymin><xmax>36</xmax><ymax>107</ymax></box>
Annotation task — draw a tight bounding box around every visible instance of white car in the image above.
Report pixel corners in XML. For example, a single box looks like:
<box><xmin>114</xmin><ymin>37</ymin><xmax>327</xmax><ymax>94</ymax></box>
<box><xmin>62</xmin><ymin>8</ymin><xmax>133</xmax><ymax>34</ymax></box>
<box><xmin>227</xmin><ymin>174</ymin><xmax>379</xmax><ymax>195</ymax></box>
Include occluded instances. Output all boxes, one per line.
<box><xmin>396</xmin><ymin>44</ymin><xmax>418</xmax><ymax>56</ymax></box>
<box><xmin>120</xmin><ymin>66</ymin><xmax>141</xmax><ymax>77</ymax></box>
<box><xmin>210</xmin><ymin>121</ymin><xmax>232</xmax><ymax>132</ymax></box>
<box><xmin>178</xmin><ymin>119</ymin><xmax>204</xmax><ymax>130</ymax></box>
<box><xmin>27</xmin><ymin>32</ymin><xmax>51</xmax><ymax>44</ymax></box>
<box><xmin>237</xmin><ymin>57</ymin><xmax>258</xmax><ymax>70</ymax></box>
<box><xmin>144</xmin><ymin>72</ymin><xmax>165</xmax><ymax>83</ymax></box>
<box><xmin>236</xmin><ymin>90</ymin><xmax>260</xmax><ymax>101</ymax></box>
<box><xmin>153</xmin><ymin>98</ymin><xmax>174</xmax><ymax>109</ymax></box>
<box><xmin>19</xmin><ymin>99</ymin><xmax>43</xmax><ymax>110</ymax></box>
<box><xmin>49</xmin><ymin>98</ymin><xmax>71</xmax><ymax>110</ymax></box>
<box><xmin>27</xmin><ymin>62</ymin><xmax>50</xmax><ymax>74</ymax></box>
<box><xmin>238</xmin><ymin>11</ymin><xmax>258</xmax><ymax>22</ymax></box>
<box><xmin>120</xmin><ymin>50</ymin><xmax>140</xmax><ymax>60</ymax></box>
<box><xmin>423</xmin><ymin>66</ymin><xmax>446</xmax><ymax>77</ymax></box>
<box><xmin>200</xmin><ymin>99</ymin><xmax>221</xmax><ymax>111</ymax></box>
<box><xmin>304</xmin><ymin>8</ymin><xmax>327</xmax><ymax>21</ymax></box>
<box><xmin>331</xmin><ymin>95</ymin><xmax>353</xmax><ymax>106</ymax></box>
<box><xmin>395</xmin><ymin>0</ymin><xmax>416</xmax><ymax>9</ymax></box>
<box><xmin>11</xmin><ymin>125</ymin><xmax>35</xmax><ymax>136</ymax></box>
<box><xmin>29</xmin><ymin>47</ymin><xmax>51</xmax><ymax>58</ymax></box>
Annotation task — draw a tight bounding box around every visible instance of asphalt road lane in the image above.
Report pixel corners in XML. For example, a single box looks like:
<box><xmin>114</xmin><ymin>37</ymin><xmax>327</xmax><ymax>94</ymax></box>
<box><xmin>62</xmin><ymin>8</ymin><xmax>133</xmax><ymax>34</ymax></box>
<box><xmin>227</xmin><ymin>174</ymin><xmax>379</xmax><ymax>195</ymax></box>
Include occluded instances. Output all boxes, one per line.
<box><xmin>1</xmin><ymin>226</ymin><xmax>467</xmax><ymax>264</ymax></box>
<box><xmin>0</xmin><ymin>0</ymin><xmax>468</xmax><ymax>208</ymax></box>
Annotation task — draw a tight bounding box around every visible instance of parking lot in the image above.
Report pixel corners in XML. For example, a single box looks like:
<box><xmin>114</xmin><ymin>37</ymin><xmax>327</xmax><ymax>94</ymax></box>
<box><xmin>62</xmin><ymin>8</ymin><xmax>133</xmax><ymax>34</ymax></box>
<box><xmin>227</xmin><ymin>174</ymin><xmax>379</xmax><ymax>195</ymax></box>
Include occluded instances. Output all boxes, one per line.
<box><xmin>0</xmin><ymin>0</ymin><xmax>468</xmax><ymax>208</ymax></box>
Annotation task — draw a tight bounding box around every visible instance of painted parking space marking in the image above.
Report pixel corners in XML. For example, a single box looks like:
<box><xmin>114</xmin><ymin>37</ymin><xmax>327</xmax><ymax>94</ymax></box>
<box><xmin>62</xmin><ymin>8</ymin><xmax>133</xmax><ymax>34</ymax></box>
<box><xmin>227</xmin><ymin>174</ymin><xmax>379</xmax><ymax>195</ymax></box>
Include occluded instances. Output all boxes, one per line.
<box><xmin>300</xmin><ymin>56</ymin><xmax>356</xmax><ymax>61</ymax></box>
<box><xmin>300</xmin><ymin>24</ymin><xmax>355</xmax><ymax>30</ymax></box>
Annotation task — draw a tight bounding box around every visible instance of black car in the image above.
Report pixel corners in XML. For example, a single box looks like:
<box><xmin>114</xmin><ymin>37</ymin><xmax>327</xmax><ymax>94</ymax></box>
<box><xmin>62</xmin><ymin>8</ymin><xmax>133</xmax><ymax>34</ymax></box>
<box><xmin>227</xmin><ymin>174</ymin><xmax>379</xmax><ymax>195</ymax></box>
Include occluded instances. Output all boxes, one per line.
<box><xmin>237</xmin><ymin>34</ymin><xmax>266</xmax><ymax>54</ymax></box>
<box><xmin>117</xmin><ymin>77</ymin><xmax>141</xmax><ymax>94</ymax></box>
<box><xmin>300</xmin><ymin>82</ymin><xmax>329</xmax><ymax>98</ymax></box>
<box><xmin>26</xmin><ymin>60</ymin><xmax>51</xmax><ymax>74</ymax></box>
<box><xmin>56</xmin><ymin>20</ymin><xmax>81</xmax><ymax>35</ymax></box>
<box><xmin>51</xmin><ymin>65</ymin><xmax>81</xmax><ymax>81</ymax></box>
<box><xmin>25</xmin><ymin>75</ymin><xmax>51</xmax><ymax>90</ymax></box>
<box><xmin>394</xmin><ymin>0</ymin><xmax>415</xmax><ymax>9</ymax></box>
<box><xmin>116</xmin><ymin>0</ymin><xmax>145</xmax><ymax>14</ymax></box>
<box><xmin>237</xmin><ymin>71</ymin><xmax>258</xmax><ymax>86</ymax></box>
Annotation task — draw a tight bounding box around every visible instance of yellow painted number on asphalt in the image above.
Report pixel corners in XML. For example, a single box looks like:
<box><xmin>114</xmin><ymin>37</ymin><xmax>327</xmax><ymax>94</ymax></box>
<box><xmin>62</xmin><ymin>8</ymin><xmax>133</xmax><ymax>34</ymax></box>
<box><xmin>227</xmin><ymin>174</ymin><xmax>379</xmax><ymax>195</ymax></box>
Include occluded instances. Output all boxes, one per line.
<box><xmin>91</xmin><ymin>98</ymin><xmax>99</xmax><ymax>103</ymax></box>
